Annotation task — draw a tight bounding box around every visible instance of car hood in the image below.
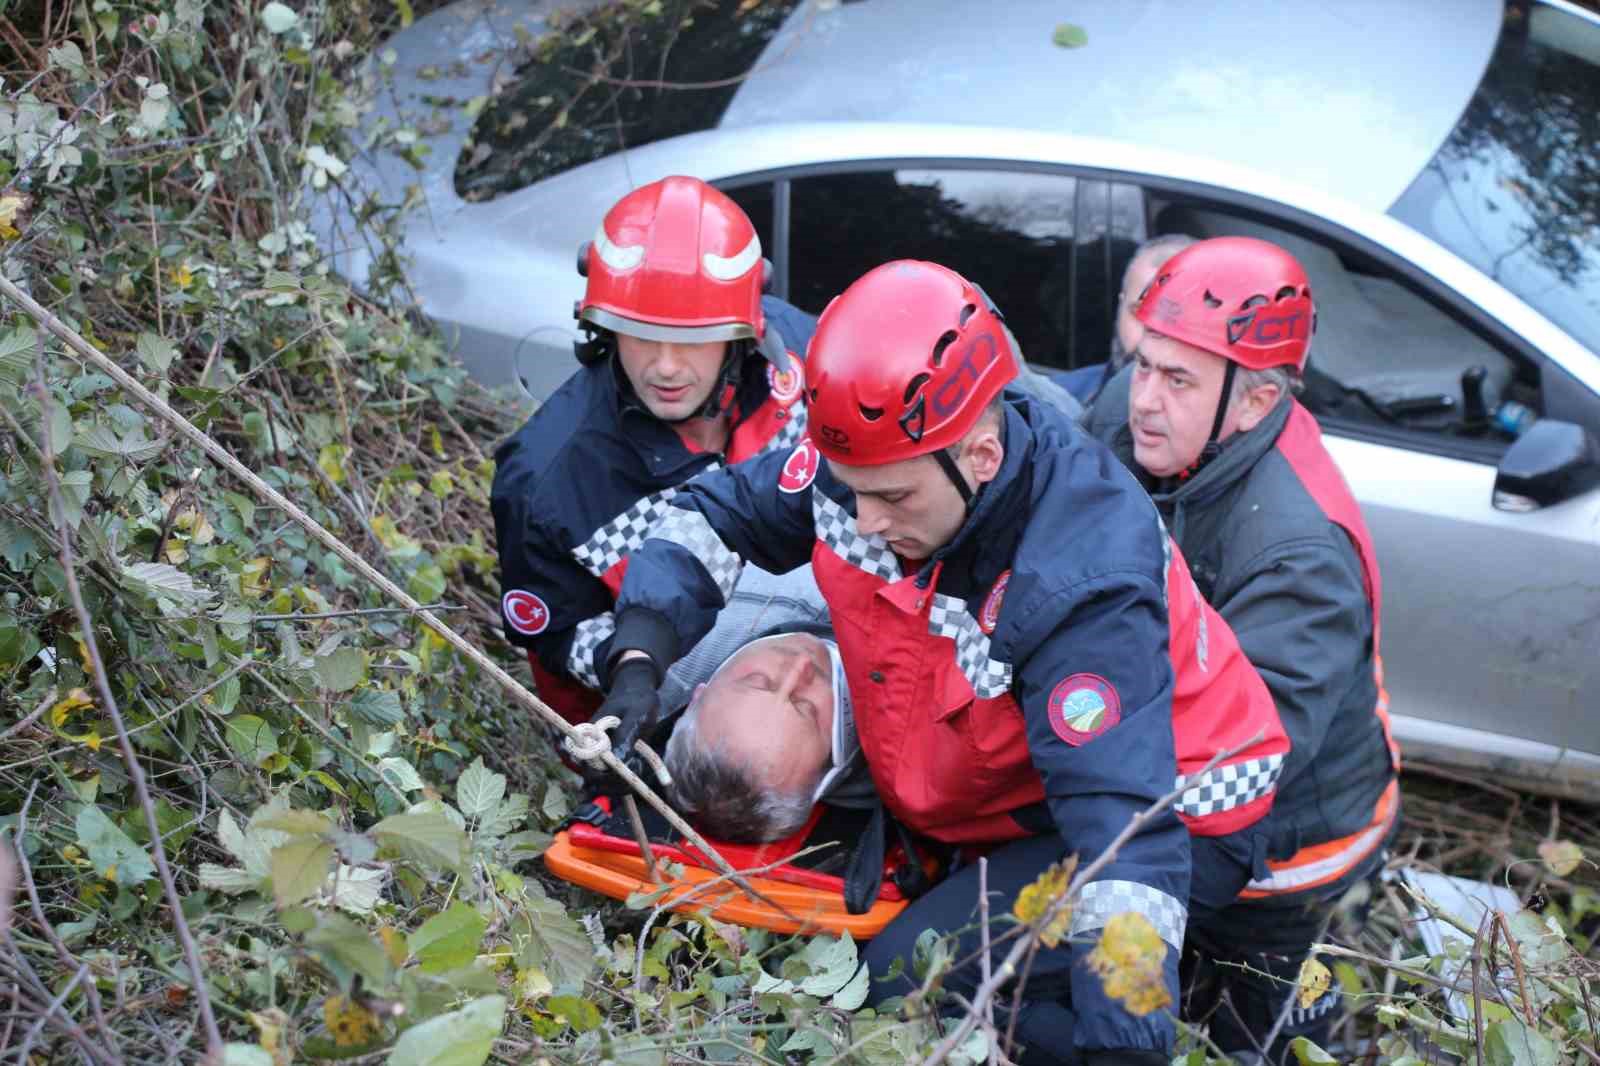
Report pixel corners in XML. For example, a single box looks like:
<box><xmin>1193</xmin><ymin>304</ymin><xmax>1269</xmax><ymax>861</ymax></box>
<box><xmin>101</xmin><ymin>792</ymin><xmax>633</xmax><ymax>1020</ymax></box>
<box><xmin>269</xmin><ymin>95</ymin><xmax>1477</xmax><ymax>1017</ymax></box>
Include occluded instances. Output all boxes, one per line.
<box><xmin>720</xmin><ymin>0</ymin><xmax>1503</xmax><ymax>214</ymax></box>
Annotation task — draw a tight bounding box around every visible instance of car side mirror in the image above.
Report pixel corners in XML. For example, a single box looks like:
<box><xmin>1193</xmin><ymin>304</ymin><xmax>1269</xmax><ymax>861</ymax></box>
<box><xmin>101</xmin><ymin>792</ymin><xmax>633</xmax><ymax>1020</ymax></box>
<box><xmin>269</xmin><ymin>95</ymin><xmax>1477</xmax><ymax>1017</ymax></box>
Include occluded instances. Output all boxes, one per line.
<box><xmin>1492</xmin><ymin>419</ymin><xmax>1600</xmax><ymax>512</ymax></box>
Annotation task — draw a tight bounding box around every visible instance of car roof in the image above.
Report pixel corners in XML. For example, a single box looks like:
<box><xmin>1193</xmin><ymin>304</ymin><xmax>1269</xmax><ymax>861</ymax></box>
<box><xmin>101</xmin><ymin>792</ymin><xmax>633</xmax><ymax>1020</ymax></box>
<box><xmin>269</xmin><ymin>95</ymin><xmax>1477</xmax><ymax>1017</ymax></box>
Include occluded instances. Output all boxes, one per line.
<box><xmin>719</xmin><ymin>0</ymin><xmax>1504</xmax><ymax>214</ymax></box>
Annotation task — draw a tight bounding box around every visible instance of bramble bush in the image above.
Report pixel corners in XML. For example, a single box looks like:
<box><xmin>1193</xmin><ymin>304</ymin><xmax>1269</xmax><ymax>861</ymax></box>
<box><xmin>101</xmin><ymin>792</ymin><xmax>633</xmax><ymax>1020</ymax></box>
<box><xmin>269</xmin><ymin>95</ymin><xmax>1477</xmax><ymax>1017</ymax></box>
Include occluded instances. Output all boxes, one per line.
<box><xmin>0</xmin><ymin>1</ymin><xmax>1595</xmax><ymax>1064</ymax></box>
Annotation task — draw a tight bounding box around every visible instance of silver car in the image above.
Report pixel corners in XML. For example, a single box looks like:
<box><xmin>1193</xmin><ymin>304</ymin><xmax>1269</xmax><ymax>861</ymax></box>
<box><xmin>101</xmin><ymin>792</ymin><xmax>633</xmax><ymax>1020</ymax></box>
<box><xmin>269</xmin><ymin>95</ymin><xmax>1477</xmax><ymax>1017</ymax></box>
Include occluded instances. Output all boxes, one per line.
<box><xmin>315</xmin><ymin>0</ymin><xmax>1600</xmax><ymax>796</ymax></box>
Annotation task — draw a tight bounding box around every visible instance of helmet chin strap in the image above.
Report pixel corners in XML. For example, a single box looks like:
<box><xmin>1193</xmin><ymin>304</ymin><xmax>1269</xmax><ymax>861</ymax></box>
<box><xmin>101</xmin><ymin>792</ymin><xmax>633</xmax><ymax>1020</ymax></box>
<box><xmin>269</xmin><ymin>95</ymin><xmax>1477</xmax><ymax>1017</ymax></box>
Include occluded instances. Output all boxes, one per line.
<box><xmin>1188</xmin><ymin>359</ymin><xmax>1238</xmax><ymax>476</ymax></box>
<box><xmin>932</xmin><ymin>447</ymin><xmax>976</xmax><ymax>510</ymax></box>
<box><xmin>690</xmin><ymin>341</ymin><xmax>744</xmax><ymax>422</ymax></box>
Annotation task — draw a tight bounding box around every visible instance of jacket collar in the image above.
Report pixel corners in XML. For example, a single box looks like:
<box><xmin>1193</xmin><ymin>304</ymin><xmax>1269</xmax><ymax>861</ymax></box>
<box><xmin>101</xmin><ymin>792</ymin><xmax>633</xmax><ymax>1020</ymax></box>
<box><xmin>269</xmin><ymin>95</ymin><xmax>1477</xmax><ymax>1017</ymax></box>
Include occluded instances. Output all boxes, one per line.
<box><xmin>607</xmin><ymin>347</ymin><xmax>774</xmax><ymax>479</ymax></box>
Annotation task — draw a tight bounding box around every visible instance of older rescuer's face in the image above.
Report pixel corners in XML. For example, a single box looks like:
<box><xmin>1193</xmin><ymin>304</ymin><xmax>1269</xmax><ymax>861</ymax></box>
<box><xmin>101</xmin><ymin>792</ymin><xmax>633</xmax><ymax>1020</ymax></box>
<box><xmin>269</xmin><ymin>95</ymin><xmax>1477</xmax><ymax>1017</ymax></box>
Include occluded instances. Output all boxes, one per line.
<box><xmin>689</xmin><ymin>632</ymin><xmax>836</xmax><ymax>796</ymax></box>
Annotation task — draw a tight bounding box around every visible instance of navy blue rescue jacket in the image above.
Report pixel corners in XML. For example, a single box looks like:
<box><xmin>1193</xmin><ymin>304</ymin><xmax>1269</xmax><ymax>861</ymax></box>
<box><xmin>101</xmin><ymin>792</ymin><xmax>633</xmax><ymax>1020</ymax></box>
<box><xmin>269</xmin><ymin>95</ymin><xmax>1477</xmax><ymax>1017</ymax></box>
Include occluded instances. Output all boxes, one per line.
<box><xmin>490</xmin><ymin>296</ymin><xmax>815</xmax><ymax>722</ymax></box>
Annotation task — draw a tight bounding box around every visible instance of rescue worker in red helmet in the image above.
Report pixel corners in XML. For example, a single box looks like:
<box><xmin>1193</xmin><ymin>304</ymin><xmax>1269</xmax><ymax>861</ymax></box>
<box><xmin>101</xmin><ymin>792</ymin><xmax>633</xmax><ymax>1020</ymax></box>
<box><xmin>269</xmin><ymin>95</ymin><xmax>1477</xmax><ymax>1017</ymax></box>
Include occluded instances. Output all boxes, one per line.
<box><xmin>597</xmin><ymin>260</ymin><xmax>1290</xmax><ymax>1065</ymax></box>
<box><xmin>1085</xmin><ymin>236</ymin><xmax>1400</xmax><ymax>1060</ymax></box>
<box><xmin>491</xmin><ymin>176</ymin><xmax>817</xmax><ymax>731</ymax></box>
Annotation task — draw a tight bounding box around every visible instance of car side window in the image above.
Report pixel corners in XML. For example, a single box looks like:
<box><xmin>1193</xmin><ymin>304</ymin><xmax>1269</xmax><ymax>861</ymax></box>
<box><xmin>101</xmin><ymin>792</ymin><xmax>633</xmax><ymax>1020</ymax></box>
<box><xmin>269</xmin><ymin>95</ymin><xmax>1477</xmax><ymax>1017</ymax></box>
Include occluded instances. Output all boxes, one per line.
<box><xmin>783</xmin><ymin>169</ymin><xmax>1146</xmax><ymax>371</ymax></box>
<box><xmin>1151</xmin><ymin>200</ymin><xmax>1544</xmax><ymax>453</ymax></box>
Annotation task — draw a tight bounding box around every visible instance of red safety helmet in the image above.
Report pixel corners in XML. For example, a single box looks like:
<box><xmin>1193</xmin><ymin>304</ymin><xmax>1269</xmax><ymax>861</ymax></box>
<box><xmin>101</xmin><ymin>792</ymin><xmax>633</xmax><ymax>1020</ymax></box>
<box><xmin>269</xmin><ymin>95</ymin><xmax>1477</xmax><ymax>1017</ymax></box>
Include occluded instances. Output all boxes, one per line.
<box><xmin>576</xmin><ymin>176</ymin><xmax>787</xmax><ymax>367</ymax></box>
<box><xmin>1133</xmin><ymin>236</ymin><xmax>1315</xmax><ymax>373</ymax></box>
<box><xmin>806</xmin><ymin>260</ymin><xmax>1019</xmax><ymax>467</ymax></box>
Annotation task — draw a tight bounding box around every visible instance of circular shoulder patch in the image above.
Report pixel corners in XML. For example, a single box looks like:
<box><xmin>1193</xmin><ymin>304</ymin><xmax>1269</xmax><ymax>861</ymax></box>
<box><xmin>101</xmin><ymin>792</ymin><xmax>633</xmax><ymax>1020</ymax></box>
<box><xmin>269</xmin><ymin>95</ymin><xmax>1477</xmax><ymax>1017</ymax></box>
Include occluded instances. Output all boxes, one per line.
<box><xmin>979</xmin><ymin>569</ymin><xmax>1011</xmax><ymax>634</ymax></box>
<box><xmin>779</xmin><ymin>438</ymin><xmax>820</xmax><ymax>494</ymax></box>
<box><xmin>502</xmin><ymin>589</ymin><xmax>550</xmax><ymax>636</ymax></box>
<box><xmin>1047</xmin><ymin>674</ymin><xmax>1121</xmax><ymax>746</ymax></box>
<box><xmin>767</xmin><ymin>361</ymin><xmax>804</xmax><ymax>405</ymax></box>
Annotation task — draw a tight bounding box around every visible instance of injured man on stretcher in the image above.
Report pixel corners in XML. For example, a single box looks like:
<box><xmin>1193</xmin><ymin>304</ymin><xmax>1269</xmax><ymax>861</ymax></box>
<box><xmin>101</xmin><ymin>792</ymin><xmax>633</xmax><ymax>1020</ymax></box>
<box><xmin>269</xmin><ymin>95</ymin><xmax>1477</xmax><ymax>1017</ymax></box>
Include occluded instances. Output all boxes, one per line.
<box><xmin>653</xmin><ymin>568</ymin><xmax>875</xmax><ymax>842</ymax></box>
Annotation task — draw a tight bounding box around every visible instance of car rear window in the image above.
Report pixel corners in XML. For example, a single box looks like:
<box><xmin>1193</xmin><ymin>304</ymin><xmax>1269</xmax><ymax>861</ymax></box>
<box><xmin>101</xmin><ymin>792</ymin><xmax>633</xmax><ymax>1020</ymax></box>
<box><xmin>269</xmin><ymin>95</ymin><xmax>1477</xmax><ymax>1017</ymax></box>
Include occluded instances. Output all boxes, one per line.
<box><xmin>455</xmin><ymin>0</ymin><xmax>801</xmax><ymax>202</ymax></box>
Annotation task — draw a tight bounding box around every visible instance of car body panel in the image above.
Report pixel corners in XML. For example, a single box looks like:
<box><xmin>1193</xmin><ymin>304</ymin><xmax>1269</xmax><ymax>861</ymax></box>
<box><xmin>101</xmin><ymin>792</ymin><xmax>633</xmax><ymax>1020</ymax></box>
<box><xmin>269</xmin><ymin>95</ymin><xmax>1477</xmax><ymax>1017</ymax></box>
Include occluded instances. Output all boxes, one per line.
<box><xmin>721</xmin><ymin>0</ymin><xmax>1502</xmax><ymax>215</ymax></box>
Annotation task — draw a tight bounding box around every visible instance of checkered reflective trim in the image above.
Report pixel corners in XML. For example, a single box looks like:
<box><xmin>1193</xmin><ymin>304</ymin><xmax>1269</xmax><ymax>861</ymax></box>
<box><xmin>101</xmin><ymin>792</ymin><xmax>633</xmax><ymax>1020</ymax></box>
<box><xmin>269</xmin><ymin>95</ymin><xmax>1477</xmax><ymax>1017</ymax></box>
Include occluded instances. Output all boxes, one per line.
<box><xmin>567</xmin><ymin>612</ymin><xmax>615</xmax><ymax>690</ymax></box>
<box><xmin>1174</xmin><ymin>754</ymin><xmax>1284</xmax><ymax>819</ymax></box>
<box><xmin>571</xmin><ymin>488</ymin><xmax>680</xmax><ymax>578</ymax></box>
<box><xmin>1070</xmin><ymin>879</ymin><xmax>1187</xmax><ymax>951</ymax></box>
<box><xmin>760</xmin><ymin>404</ymin><xmax>808</xmax><ymax>455</ymax></box>
<box><xmin>812</xmin><ymin>494</ymin><xmax>901</xmax><ymax>583</ymax></box>
<box><xmin>655</xmin><ymin>509</ymin><xmax>743</xmax><ymax>601</ymax></box>
<box><xmin>927</xmin><ymin>593</ymin><xmax>1013</xmax><ymax>698</ymax></box>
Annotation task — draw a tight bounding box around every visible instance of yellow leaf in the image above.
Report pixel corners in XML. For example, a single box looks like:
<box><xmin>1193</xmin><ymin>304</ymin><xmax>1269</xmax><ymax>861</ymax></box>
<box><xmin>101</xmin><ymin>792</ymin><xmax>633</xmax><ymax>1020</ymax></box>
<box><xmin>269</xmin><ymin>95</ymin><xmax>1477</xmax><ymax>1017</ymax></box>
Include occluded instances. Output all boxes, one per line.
<box><xmin>1086</xmin><ymin>912</ymin><xmax>1172</xmax><ymax>1016</ymax></box>
<box><xmin>61</xmin><ymin>844</ymin><xmax>89</xmax><ymax>866</ymax></box>
<box><xmin>1296</xmin><ymin>957</ymin><xmax>1332</xmax><ymax>1010</ymax></box>
<box><xmin>1538</xmin><ymin>839</ymin><xmax>1584</xmax><ymax>878</ymax></box>
<box><xmin>515</xmin><ymin>967</ymin><xmax>553</xmax><ymax>1006</ymax></box>
<box><xmin>318</xmin><ymin>443</ymin><xmax>349</xmax><ymax>485</ymax></box>
<box><xmin>378</xmin><ymin>926</ymin><xmax>408</xmax><ymax>967</ymax></box>
<box><xmin>322</xmin><ymin>993</ymin><xmax>379</xmax><ymax>1048</ymax></box>
<box><xmin>240</xmin><ymin>556</ymin><xmax>272</xmax><ymax>598</ymax></box>
<box><xmin>1012</xmin><ymin>856</ymin><xmax>1077</xmax><ymax>948</ymax></box>
<box><xmin>250</xmin><ymin>1007</ymin><xmax>292</xmax><ymax>1066</ymax></box>
<box><xmin>428</xmin><ymin>424</ymin><xmax>446</xmax><ymax>459</ymax></box>
<box><xmin>82</xmin><ymin>729</ymin><xmax>101</xmax><ymax>752</ymax></box>
<box><xmin>103</xmin><ymin>864</ymin><xmax>118</xmax><ymax>883</ymax></box>
<box><xmin>51</xmin><ymin>689</ymin><xmax>95</xmax><ymax>727</ymax></box>
<box><xmin>76</xmin><ymin>637</ymin><xmax>94</xmax><ymax>675</ymax></box>
<box><xmin>170</xmin><ymin>263</ymin><xmax>194</xmax><ymax>290</ymax></box>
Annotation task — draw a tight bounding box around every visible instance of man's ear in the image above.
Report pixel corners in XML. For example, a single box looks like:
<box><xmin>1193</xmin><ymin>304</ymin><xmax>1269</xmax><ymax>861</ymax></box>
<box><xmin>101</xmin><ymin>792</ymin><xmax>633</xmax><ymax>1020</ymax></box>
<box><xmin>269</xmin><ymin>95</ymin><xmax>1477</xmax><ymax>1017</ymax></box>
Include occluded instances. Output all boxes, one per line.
<box><xmin>1234</xmin><ymin>383</ymin><xmax>1283</xmax><ymax>433</ymax></box>
<box><xmin>690</xmin><ymin>682</ymin><xmax>706</xmax><ymax>706</ymax></box>
<box><xmin>964</xmin><ymin>428</ymin><xmax>1005</xmax><ymax>486</ymax></box>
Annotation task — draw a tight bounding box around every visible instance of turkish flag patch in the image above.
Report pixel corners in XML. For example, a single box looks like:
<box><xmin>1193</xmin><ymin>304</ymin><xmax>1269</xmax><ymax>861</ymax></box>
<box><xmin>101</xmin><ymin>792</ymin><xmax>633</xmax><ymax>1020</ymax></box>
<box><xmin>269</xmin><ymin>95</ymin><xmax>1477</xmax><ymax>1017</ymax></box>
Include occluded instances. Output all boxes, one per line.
<box><xmin>1046</xmin><ymin>673</ymin><xmax>1121</xmax><ymax>746</ymax></box>
<box><xmin>779</xmin><ymin>438</ymin><xmax>820</xmax><ymax>494</ymax></box>
<box><xmin>502</xmin><ymin>589</ymin><xmax>551</xmax><ymax>636</ymax></box>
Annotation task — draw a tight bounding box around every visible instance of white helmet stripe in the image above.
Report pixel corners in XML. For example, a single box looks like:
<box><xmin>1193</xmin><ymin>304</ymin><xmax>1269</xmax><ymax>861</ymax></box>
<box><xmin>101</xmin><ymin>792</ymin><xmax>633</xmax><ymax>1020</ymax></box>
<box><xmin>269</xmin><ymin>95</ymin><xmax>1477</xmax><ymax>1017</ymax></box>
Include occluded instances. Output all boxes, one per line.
<box><xmin>593</xmin><ymin>223</ymin><xmax>644</xmax><ymax>272</ymax></box>
<box><xmin>702</xmin><ymin>234</ymin><xmax>761</xmax><ymax>281</ymax></box>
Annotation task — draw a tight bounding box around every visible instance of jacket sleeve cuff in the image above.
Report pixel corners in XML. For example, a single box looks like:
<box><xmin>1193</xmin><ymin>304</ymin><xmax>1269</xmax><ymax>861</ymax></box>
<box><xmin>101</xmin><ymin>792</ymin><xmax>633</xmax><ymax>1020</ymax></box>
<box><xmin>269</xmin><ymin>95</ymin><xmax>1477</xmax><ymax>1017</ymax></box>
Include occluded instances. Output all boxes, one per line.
<box><xmin>604</xmin><ymin>607</ymin><xmax>679</xmax><ymax>683</ymax></box>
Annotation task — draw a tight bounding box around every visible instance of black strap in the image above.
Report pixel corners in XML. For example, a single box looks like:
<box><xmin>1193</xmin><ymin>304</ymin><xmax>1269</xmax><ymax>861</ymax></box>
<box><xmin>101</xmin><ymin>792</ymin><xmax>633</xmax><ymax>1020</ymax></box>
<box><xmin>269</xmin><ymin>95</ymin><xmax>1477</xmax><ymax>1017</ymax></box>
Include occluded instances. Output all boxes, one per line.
<box><xmin>932</xmin><ymin>447</ymin><xmax>975</xmax><ymax>509</ymax></box>
<box><xmin>842</xmin><ymin>803</ymin><xmax>887</xmax><ymax>914</ymax></box>
<box><xmin>1195</xmin><ymin>359</ymin><xmax>1238</xmax><ymax>469</ymax></box>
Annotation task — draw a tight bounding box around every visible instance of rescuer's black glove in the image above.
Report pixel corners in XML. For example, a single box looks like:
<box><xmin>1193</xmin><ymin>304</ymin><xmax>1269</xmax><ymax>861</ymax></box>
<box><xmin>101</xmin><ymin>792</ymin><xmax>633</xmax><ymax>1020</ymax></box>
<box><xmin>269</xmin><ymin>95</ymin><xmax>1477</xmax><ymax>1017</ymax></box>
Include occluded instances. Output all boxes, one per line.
<box><xmin>598</xmin><ymin>655</ymin><xmax>662</xmax><ymax>765</ymax></box>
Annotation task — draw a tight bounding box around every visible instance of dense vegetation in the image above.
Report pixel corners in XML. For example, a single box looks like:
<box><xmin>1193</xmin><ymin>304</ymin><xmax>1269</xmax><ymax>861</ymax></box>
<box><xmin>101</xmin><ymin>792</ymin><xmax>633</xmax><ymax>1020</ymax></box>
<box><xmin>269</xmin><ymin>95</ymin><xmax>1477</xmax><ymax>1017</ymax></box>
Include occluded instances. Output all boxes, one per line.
<box><xmin>0</xmin><ymin>2</ymin><xmax>1596</xmax><ymax>1064</ymax></box>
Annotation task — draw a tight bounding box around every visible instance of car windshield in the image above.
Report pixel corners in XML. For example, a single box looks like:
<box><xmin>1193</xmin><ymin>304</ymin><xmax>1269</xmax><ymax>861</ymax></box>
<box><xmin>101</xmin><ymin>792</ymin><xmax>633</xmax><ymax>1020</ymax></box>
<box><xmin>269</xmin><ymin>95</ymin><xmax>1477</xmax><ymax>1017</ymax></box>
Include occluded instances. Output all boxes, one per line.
<box><xmin>455</xmin><ymin>0</ymin><xmax>800</xmax><ymax>202</ymax></box>
<box><xmin>1389</xmin><ymin>1</ymin><xmax>1600</xmax><ymax>356</ymax></box>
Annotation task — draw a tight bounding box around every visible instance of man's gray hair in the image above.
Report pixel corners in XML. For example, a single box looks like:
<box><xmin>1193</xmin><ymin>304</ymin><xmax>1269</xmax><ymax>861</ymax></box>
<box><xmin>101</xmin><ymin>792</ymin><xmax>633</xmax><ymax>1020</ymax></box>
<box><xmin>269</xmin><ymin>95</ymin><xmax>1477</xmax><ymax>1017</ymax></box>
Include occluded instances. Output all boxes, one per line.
<box><xmin>1123</xmin><ymin>233</ymin><xmax>1198</xmax><ymax>294</ymax></box>
<box><xmin>663</xmin><ymin>703</ymin><xmax>817</xmax><ymax>843</ymax></box>
<box><xmin>1232</xmin><ymin>364</ymin><xmax>1302</xmax><ymax>402</ymax></box>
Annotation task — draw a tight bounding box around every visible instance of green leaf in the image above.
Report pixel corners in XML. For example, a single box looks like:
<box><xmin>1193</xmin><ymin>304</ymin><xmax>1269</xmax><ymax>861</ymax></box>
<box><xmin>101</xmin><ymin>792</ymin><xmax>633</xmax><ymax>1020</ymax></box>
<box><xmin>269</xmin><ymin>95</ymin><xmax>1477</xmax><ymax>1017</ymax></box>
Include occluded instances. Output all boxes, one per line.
<box><xmin>388</xmin><ymin>995</ymin><xmax>505</xmax><ymax>1066</ymax></box>
<box><xmin>314</xmin><ymin>647</ymin><xmax>367</xmax><ymax>692</ymax></box>
<box><xmin>1291</xmin><ymin>1037</ymin><xmax>1339</xmax><ymax>1066</ymax></box>
<box><xmin>222</xmin><ymin>1044</ymin><xmax>275</xmax><ymax>1066</ymax></box>
<box><xmin>305</xmin><ymin>912</ymin><xmax>390</xmax><ymax>989</ymax></box>
<box><xmin>517</xmin><ymin>888</ymin><xmax>597</xmax><ymax>987</ymax></box>
<box><xmin>409</xmin><ymin>902</ymin><xmax>487</xmax><ymax>974</ymax></box>
<box><xmin>372</xmin><ymin>811</ymin><xmax>469</xmax><ymax>873</ymax></box>
<box><xmin>348</xmin><ymin>687</ymin><xmax>404</xmax><ymax>725</ymax></box>
<box><xmin>255</xmin><ymin>809</ymin><xmax>333</xmax><ymax>835</ymax></box>
<box><xmin>377</xmin><ymin>756</ymin><xmax>425</xmax><ymax>793</ymax></box>
<box><xmin>271</xmin><ymin>837</ymin><xmax>334</xmax><ymax>907</ymax></box>
<box><xmin>544</xmin><ymin>994</ymin><xmax>601</xmax><ymax>1033</ymax></box>
<box><xmin>0</xmin><ymin>327</ymin><xmax>33</xmax><ymax>390</ymax></box>
<box><xmin>122</xmin><ymin>561</ymin><xmax>213</xmax><ymax>604</ymax></box>
<box><xmin>75</xmin><ymin>424</ymin><xmax>167</xmax><ymax>462</ymax></box>
<box><xmin>135</xmin><ymin>332</ymin><xmax>176</xmax><ymax>373</ymax></box>
<box><xmin>198</xmin><ymin>863</ymin><xmax>265</xmax><ymax>894</ymax></box>
<box><xmin>76</xmin><ymin>805</ymin><xmax>156</xmax><ymax>885</ymax></box>
<box><xmin>1484</xmin><ymin>1020</ymin><xmax>1560</xmax><ymax>1066</ymax></box>
<box><xmin>456</xmin><ymin>758</ymin><xmax>505</xmax><ymax>821</ymax></box>
<box><xmin>1052</xmin><ymin>22</ymin><xmax>1088</xmax><ymax>48</ymax></box>
<box><xmin>408</xmin><ymin>563</ymin><xmax>446</xmax><ymax>604</ymax></box>
<box><xmin>225</xmin><ymin>714</ymin><xmax>281</xmax><ymax>769</ymax></box>
<box><xmin>828</xmin><ymin>959</ymin><xmax>869</xmax><ymax>1010</ymax></box>
<box><xmin>793</xmin><ymin>932</ymin><xmax>859</xmax><ymax>997</ymax></box>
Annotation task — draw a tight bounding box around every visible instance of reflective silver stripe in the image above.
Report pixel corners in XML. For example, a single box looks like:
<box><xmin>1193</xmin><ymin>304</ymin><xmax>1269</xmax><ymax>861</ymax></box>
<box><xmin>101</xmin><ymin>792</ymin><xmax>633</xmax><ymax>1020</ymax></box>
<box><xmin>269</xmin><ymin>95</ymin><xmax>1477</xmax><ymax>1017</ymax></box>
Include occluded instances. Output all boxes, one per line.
<box><xmin>813</xmin><ymin>494</ymin><xmax>901</xmax><ymax>583</ymax></box>
<box><xmin>567</xmin><ymin>612</ymin><xmax>615</xmax><ymax>689</ymax></box>
<box><xmin>655</xmin><ymin>509</ymin><xmax>743</xmax><ymax>602</ymax></box>
<box><xmin>1245</xmin><ymin>806</ymin><xmax>1395</xmax><ymax>893</ymax></box>
<box><xmin>927</xmin><ymin>593</ymin><xmax>1013</xmax><ymax>698</ymax></box>
<box><xmin>1071</xmin><ymin>879</ymin><xmax>1187</xmax><ymax>951</ymax></box>
<box><xmin>761</xmin><ymin>403</ymin><xmax>808</xmax><ymax>454</ymax></box>
<box><xmin>571</xmin><ymin>488</ymin><xmax>681</xmax><ymax>578</ymax></box>
<box><xmin>1174</xmin><ymin>753</ymin><xmax>1284</xmax><ymax>819</ymax></box>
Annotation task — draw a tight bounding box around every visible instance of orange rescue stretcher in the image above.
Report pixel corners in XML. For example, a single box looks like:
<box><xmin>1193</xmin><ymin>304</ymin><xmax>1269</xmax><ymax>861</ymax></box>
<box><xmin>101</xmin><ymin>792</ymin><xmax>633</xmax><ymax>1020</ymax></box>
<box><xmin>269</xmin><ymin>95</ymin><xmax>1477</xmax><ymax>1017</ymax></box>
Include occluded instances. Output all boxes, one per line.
<box><xmin>545</xmin><ymin>796</ymin><xmax>936</xmax><ymax>937</ymax></box>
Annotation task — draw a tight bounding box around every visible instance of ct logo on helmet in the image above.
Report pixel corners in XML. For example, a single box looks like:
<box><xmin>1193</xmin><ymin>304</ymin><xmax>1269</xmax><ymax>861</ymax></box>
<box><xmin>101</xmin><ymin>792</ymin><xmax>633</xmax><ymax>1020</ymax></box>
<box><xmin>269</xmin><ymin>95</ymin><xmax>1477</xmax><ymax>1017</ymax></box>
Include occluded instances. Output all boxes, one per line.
<box><xmin>1155</xmin><ymin>295</ymin><xmax>1183</xmax><ymax>324</ymax></box>
<box><xmin>979</xmin><ymin>570</ymin><xmax>1011</xmax><ymax>635</ymax></box>
<box><xmin>767</xmin><ymin>362</ymin><xmax>804</xmax><ymax>406</ymax></box>
<box><xmin>817</xmin><ymin>425</ymin><xmax>851</xmax><ymax>451</ymax></box>
<box><xmin>1226</xmin><ymin>307</ymin><xmax>1309</xmax><ymax>347</ymax></box>
<box><xmin>502</xmin><ymin>590</ymin><xmax>550</xmax><ymax>636</ymax></box>
<box><xmin>779</xmin><ymin>438</ymin><xmax>820</xmax><ymax>494</ymax></box>
<box><xmin>1047</xmin><ymin>674</ymin><xmax>1121</xmax><ymax>746</ymax></box>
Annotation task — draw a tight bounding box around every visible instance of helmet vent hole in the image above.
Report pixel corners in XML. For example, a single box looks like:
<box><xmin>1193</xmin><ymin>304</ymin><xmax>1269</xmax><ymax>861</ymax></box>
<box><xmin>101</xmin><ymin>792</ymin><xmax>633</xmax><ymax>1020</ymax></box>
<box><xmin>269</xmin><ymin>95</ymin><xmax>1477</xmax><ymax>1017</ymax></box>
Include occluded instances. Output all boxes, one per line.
<box><xmin>858</xmin><ymin>403</ymin><xmax>885</xmax><ymax>422</ymax></box>
<box><xmin>930</xmin><ymin>330</ymin><xmax>958</xmax><ymax>367</ymax></box>
<box><xmin>903</xmin><ymin>372</ymin><xmax>931</xmax><ymax>405</ymax></box>
<box><xmin>1202</xmin><ymin>290</ymin><xmax>1223</xmax><ymax>309</ymax></box>
<box><xmin>1240</xmin><ymin>294</ymin><xmax>1269</xmax><ymax>311</ymax></box>
<box><xmin>959</xmin><ymin>304</ymin><xmax>977</xmax><ymax>326</ymax></box>
<box><xmin>1275</xmin><ymin>285</ymin><xmax>1298</xmax><ymax>301</ymax></box>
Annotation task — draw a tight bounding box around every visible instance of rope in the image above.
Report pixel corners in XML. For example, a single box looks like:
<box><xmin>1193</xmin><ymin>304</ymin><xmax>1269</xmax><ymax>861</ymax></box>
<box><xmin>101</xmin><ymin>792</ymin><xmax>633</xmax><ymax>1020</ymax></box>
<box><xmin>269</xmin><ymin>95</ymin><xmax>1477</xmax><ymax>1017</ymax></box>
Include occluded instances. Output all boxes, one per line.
<box><xmin>0</xmin><ymin>274</ymin><xmax>768</xmax><ymax>907</ymax></box>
